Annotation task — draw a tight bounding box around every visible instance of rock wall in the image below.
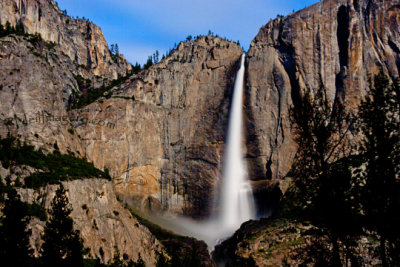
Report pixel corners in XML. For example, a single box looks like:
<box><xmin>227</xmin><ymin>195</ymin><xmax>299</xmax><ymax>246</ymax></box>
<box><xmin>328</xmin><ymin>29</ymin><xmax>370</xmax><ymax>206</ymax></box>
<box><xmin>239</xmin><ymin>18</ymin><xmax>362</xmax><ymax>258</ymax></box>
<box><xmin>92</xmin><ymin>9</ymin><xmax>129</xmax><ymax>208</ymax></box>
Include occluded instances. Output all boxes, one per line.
<box><xmin>5</xmin><ymin>0</ymin><xmax>399</xmax><ymax>220</ymax></box>
<box><xmin>245</xmin><ymin>0</ymin><xmax>400</xmax><ymax>188</ymax></box>
<box><xmin>18</xmin><ymin>179</ymin><xmax>163</xmax><ymax>266</ymax></box>
<box><xmin>213</xmin><ymin>217</ymin><xmax>379</xmax><ymax>266</ymax></box>
<box><xmin>73</xmin><ymin>37</ymin><xmax>243</xmax><ymax>217</ymax></box>
<box><xmin>0</xmin><ymin>0</ymin><xmax>131</xmax><ymax>79</ymax></box>
<box><xmin>0</xmin><ymin>0</ymin><xmax>132</xmax><ymax>156</ymax></box>
<box><xmin>0</xmin><ymin>34</ymin><xmax>85</xmax><ymax>153</ymax></box>
<box><xmin>0</xmin><ymin>0</ymin><xmax>243</xmax><ymax>218</ymax></box>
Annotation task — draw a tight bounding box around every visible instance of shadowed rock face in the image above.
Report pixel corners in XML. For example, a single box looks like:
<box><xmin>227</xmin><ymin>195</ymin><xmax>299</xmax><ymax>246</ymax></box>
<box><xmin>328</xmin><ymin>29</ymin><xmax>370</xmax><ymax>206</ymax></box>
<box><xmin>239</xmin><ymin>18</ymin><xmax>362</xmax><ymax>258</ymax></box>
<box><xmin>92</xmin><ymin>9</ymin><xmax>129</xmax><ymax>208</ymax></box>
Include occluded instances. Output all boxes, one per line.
<box><xmin>245</xmin><ymin>0</ymin><xmax>400</xmax><ymax>206</ymax></box>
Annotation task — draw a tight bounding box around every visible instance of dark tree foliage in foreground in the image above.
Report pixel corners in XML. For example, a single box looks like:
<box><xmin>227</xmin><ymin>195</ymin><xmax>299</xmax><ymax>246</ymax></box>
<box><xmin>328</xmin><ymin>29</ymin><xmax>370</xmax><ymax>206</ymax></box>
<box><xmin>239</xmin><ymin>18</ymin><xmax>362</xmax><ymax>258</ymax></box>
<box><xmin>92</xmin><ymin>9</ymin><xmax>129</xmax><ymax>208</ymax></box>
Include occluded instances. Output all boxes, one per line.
<box><xmin>287</xmin><ymin>71</ymin><xmax>400</xmax><ymax>266</ymax></box>
<box><xmin>358</xmin><ymin>71</ymin><xmax>400</xmax><ymax>266</ymax></box>
<box><xmin>0</xmin><ymin>185</ymin><xmax>33</xmax><ymax>267</ymax></box>
<box><xmin>289</xmin><ymin>86</ymin><xmax>362</xmax><ymax>266</ymax></box>
<box><xmin>41</xmin><ymin>184</ymin><xmax>86</xmax><ymax>267</ymax></box>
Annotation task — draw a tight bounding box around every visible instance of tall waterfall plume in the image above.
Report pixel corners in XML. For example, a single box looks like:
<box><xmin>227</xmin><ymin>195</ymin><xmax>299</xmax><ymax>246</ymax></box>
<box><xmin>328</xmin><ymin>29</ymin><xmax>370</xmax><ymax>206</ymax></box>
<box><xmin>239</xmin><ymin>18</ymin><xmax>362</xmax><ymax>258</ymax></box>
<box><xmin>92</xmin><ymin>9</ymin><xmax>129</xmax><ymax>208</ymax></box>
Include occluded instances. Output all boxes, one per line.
<box><xmin>218</xmin><ymin>53</ymin><xmax>256</xmax><ymax>236</ymax></box>
<box><xmin>152</xmin><ymin>54</ymin><xmax>256</xmax><ymax>249</ymax></box>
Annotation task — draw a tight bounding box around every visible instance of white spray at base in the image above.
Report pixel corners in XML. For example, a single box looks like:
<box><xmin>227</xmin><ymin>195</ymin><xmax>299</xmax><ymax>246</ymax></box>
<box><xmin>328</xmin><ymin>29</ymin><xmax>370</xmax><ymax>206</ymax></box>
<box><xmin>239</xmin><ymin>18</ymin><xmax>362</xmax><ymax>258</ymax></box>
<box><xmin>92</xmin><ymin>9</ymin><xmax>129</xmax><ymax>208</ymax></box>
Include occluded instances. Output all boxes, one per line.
<box><xmin>157</xmin><ymin>54</ymin><xmax>256</xmax><ymax>249</ymax></box>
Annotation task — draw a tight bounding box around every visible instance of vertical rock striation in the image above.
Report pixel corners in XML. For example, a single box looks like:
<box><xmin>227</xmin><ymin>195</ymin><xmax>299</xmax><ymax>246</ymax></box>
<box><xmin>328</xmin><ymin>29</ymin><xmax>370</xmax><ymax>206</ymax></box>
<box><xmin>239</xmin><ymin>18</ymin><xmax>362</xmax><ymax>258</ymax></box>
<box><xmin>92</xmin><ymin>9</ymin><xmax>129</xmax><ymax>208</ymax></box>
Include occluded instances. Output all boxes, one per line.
<box><xmin>75</xmin><ymin>37</ymin><xmax>243</xmax><ymax>217</ymax></box>
<box><xmin>245</xmin><ymin>0</ymin><xmax>400</xmax><ymax>198</ymax></box>
<box><xmin>0</xmin><ymin>0</ymin><xmax>244</xmax><ymax>218</ymax></box>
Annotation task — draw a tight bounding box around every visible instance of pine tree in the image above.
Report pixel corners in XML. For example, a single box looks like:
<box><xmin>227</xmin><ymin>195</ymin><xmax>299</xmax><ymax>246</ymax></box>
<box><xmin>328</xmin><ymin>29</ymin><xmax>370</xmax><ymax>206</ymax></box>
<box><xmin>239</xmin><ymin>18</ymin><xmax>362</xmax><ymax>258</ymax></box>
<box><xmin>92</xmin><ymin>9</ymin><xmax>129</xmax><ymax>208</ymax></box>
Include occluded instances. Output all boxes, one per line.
<box><xmin>41</xmin><ymin>184</ymin><xmax>85</xmax><ymax>267</ymax></box>
<box><xmin>0</xmin><ymin>185</ymin><xmax>33</xmax><ymax>267</ymax></box>
<box><xmin>358</xmin><ymin>71</ymin><xmax>400</xmax><ymax>266</ymax></box>
<box><xmin>133</xmin><ymin>62</ymin><xmax>141</xmax><ymax>73</ymax></box>
<box><xmin>143</xmin><ymin>56</ymin><xmax>153</xmax><ymax>69</ymax></box>
<box><xmin>289</xmin><ymin>86</ymin><xmax>362</xmax><ymax>265</ymax></box>
<box><xmin>152</xmin><ymin>50</ymin><xmax>159</xmax><ymax>64</ymax></box>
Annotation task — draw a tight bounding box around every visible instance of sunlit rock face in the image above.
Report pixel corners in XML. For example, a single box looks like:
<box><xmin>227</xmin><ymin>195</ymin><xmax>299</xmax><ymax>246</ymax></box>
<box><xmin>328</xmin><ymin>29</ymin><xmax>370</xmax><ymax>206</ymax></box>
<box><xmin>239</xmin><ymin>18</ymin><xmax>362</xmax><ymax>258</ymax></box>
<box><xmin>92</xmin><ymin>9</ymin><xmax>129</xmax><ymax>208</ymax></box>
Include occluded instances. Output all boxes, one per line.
<box><xmin>18</xmin><ymin>179</ymin><xmax>163</xmax><ymax>266</ymax></box>
<box><xmin>5</xmin><ymin>0</ymin><xmax>399</xmax><ymax>222</ymax></box>
<box><xmin>0</xmin><ymin>0</ymin><xmax>132</xmax><ymax>79</ymax></box>
<box><xmin>0</xmin><ymin>0</ymin><xmax>243</xmax><ymax>218</ymax></box>
<box><xmin>245</xmin><ymin>0</ymin><xmax>400</xmax><ymax>191</ymax></box>
<box><xmin>77</xmin><ymin>36</ymin><xmax>243</xmax><ymax>217</ymax></box>
<box><xmin>0</xmin><ymin>0</ymin><xmax>132</xmax><ymax>158</ymax></box>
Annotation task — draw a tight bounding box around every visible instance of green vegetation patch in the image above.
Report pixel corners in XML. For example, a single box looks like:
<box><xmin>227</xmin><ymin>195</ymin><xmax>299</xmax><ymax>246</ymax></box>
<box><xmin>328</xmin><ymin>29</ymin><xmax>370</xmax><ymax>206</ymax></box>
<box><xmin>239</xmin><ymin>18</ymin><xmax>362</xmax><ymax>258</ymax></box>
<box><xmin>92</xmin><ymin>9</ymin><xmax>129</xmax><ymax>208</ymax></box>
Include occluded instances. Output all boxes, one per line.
<box><xmin>25</xmin><ymin>202</ymin><xmax>48</xmax><ymax>221</ymax></box>
<box><xmin>129</xmin><ymin>208</ymin><xmax>186</xmax><ymax>242</ymax></box>
<box><xmin>0</xmin><ymin>135</ymin><xmax>111</xmax><ymax>189</ymax></box>
<box><xmin>70</xmin><ymin>66</ymin><xmax>141</xmax><ymax>110</ymax></box>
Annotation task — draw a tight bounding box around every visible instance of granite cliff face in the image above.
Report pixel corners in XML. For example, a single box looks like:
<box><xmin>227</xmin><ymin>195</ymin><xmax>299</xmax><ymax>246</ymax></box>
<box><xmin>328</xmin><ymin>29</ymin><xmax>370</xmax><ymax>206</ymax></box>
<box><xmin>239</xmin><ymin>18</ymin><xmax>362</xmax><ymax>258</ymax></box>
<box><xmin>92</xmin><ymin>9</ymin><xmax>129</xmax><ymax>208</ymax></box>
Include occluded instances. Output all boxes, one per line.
<box><xmin>0</xmin><ymin>0</ymin><xmax>240</xmax><ymax>263</ymax></box>
<box><xmin>18</xmin><ymin>179</ymin><xmax>162</xmax><ymax>265</ymax></box>
<box><xmin>0</xmin><ymin>0</ymin><xmax>243</xmax><ymax>218</ymax></box>
<box><xmin>245</xmin><ymin>0</ymin><xmax>400</xmax><ymax>197</ymax></box>
<box><xmin>0</xmin><ymin>0</ymin><xmax>131</xmax><ymax>157</ymax></box>
<box><xmin>214</xmin><ymin>0</ymin><xmax>400</xmax><ymax>265</ymax></box>
<box><xmin>2</xmin><ymin>0</ymin><xmax>399</xmax><ymax>262</ymax></box>
<box><xmin>74</xmin><ymin>37</ymin><xmax>243</xmax><ymax>217</ymax></box>
<box><xmin>0</xmin><ymin>0</ymin><xmax>131</xmax><ymax>79</ymax></box>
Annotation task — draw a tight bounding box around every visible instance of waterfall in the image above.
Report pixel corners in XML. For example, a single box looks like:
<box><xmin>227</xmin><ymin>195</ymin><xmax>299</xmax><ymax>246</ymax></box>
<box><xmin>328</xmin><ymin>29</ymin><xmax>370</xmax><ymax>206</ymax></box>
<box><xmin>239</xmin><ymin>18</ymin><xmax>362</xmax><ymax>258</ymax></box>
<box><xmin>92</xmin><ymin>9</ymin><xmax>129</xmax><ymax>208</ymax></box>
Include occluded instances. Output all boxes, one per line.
<box><xmin>152</xmin><ymin>54</ymin><xmax>256</xmax><ymax>249</ymax></box>
<box><xmin>218</xmin><ymin>53</ymin><xmax>255</xmax><ymax>236</ymax></box>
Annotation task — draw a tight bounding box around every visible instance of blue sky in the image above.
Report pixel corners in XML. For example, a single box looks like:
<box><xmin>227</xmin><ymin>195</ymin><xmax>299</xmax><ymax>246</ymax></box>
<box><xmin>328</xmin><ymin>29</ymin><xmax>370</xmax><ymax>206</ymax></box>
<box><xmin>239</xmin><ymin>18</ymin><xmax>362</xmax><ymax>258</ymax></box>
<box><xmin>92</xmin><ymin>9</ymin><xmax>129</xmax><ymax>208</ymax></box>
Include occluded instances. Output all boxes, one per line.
<box><xmin>56</xmin><ymin>0</ymin><xmax>319</xmax><ymax>65</ymax></box>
